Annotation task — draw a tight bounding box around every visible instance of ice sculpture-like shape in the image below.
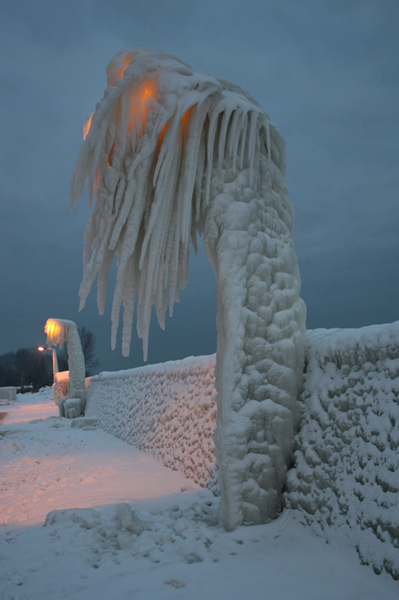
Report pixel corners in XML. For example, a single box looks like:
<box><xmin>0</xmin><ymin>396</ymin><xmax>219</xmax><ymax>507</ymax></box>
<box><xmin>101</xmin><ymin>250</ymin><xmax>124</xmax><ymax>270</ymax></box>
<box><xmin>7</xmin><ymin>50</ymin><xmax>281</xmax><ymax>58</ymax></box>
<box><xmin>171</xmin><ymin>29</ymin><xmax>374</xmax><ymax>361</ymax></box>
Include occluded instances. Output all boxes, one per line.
<box><xmin>70</xmin><ymin>49</ymin><xmax>306</xmax><ymax>529</ymax></box>
<box><xmin>45</xmin><ymin>318</ymin><xmax>86</xmax><ymax>411</ymax></box>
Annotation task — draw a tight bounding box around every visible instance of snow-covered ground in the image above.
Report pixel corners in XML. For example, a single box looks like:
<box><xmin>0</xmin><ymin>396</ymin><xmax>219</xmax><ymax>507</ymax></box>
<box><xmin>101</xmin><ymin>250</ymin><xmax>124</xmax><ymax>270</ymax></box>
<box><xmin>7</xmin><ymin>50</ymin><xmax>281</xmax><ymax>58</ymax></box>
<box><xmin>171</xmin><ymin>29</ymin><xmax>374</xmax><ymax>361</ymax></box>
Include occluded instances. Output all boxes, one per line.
<box><xmin>1</xmin><ymin>390</ymin><xmax>398</xmax><ymax>599</ymax></box>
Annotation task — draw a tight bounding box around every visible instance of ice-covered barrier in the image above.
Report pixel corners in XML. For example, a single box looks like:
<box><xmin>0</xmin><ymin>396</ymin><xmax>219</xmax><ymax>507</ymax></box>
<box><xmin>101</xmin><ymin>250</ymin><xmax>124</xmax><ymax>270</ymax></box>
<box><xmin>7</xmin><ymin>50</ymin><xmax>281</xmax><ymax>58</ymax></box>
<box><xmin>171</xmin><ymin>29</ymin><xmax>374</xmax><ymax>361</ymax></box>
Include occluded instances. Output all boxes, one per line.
<box><xmin>71</xmin><ymin>49</ymin><xmax>306</xmax><ymax>529</ymax></box>
<box><xmin>286</xmin><ymin>321</ymin><xmax>399</xmax><ymax>579</ymax></box>
<box><xmin>85</xmin><ymin>354</ymin><xmax>218</xmax><ymax>491</ymax></box>
<box><xmin>85</xmin><ymin>321</ymin><xmax>399</xmax><ymax>576</ymax></box>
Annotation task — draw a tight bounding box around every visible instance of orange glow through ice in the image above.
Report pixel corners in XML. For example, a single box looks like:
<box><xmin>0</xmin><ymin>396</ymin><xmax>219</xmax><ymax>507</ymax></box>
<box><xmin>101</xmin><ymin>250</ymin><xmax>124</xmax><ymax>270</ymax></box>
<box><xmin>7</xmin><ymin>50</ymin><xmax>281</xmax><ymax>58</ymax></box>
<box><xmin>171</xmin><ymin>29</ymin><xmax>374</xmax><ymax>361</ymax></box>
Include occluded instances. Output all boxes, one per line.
<box><xmin>81</xmin><ymin>59</ymin><xmax>195</xmax><ymax>183</ymax></box>
<box><xmin>83</xmin><ymin>113</ymin><xmax>94</xmax><ymax>140</ymax></box>
<box><xmin>44</xmin><ymin>319</ymin><xmax>63</xmax><ymax>346</ymax></box>
<box><xmin>127</xmin><ymin>78</ymin><xmax>157</xmax><ymax>134</ymax></box>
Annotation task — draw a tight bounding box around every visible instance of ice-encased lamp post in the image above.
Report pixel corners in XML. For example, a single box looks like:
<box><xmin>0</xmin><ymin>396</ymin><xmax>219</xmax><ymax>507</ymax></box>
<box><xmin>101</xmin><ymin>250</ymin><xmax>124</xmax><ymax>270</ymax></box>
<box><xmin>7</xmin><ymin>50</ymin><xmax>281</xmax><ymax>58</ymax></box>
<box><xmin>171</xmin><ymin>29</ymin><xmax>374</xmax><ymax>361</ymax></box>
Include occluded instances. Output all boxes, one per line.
<box><xmin>44</xmin><ymin>318</ymin><xmax>86</xmax><ymax>415</ymax></box>
<box><xmin>70</xmin><ymin>49</ymin><xmax>306</xmax><ymax>530</ymax></box>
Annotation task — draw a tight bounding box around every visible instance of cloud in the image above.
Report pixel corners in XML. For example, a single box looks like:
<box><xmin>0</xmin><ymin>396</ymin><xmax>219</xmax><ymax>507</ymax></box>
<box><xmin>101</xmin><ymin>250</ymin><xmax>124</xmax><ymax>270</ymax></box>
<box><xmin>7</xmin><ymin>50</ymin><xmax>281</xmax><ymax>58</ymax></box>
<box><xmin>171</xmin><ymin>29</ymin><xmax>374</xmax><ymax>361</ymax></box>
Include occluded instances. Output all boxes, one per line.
<box><xmin>1</xmin><ymin>0</ymin><xmax>398</xmax><ymax>370</ymax></box>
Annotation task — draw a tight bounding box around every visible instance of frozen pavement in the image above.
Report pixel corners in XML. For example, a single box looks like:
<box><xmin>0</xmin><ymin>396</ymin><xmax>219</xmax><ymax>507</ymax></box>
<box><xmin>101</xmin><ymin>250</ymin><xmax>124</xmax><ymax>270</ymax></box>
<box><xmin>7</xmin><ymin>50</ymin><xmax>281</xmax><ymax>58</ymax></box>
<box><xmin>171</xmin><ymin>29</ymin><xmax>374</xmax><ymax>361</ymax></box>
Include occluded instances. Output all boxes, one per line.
<box><xmin>0</xmin><ymin>389</ymin><xmax>199</xmax><ymax>528</ymax></box>
<box><xmin>1</xmin><ymin>390</ymin><xmax>398</xmax><ymax>599</ymax></box>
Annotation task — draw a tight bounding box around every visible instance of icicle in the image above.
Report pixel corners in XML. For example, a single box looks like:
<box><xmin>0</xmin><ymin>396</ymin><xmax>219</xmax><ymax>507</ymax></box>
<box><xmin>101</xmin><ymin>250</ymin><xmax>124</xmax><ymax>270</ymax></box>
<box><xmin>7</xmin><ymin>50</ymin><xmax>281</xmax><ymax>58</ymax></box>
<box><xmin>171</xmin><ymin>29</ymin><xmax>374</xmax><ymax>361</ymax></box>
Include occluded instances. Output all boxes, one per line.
<box><xmin>121</xmin><ymin>252</ymin><xmax>139</xmax><ymax>356</ymax></box>
<box><xmin>217</xmin><ymin>104</ymin><xmax>233</xmax><ymax>169</ymax></box>
<box><xmin>203</xmin><ymin>105</ymin><xmax>223</xmax><ymax>207</ymax></box>
<box><xmin>247</xmin><ymin>111</ymin><xmax>259</xmax><ymax>187</ymax></box>
<box><xmin>178</xmin><ymin>105</ymin><xmax>206</xmax><ymax>246</ymax></box>
<box><xmin>87</xmin><ymin>114</ymin><xmax>113</xmax><ymax>184</ymax></box>
<box><xmin>266</xmin><ymin>119</ymin><xmax>271</xmax><ymax>162</ymax></box>
<box><xmin>226</xmin><ymin>108</ymin><xmax>240</xmax><ymax>160</ymax></box>
<box><xmin>194</xmin><ymin>128</ymin><xmax>206</xmax><ymax>221</ymax></box>
<box><xmin>139</xmin><ymin>138</ymin><xmax>182</xmax><ymax>269</ymax></box>
<box><xmin>231</xmin><ymin>110</ymin><xmax>245</xmax><ymax>172</ymax></box>
<box><xmin>238</xmin><ymin>112</ymin><xmax>249</xmax><ymax>172</ymax></box>
<box><xmin>97</xmin><ymin>249</ymin><xmax>114</xmax><ymax>314</ymax></box>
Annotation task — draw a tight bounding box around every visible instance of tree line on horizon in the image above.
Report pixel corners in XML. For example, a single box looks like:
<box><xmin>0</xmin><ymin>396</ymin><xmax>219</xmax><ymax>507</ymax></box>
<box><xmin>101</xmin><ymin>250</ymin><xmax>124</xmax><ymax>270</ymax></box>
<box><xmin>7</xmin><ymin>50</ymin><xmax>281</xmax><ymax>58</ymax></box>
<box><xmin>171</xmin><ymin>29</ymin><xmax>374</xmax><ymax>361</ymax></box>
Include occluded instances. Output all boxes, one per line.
<box><xmin>0</xmin><ymin>327</ymin><xmax>100</xmax><ymax>390</ymax></box>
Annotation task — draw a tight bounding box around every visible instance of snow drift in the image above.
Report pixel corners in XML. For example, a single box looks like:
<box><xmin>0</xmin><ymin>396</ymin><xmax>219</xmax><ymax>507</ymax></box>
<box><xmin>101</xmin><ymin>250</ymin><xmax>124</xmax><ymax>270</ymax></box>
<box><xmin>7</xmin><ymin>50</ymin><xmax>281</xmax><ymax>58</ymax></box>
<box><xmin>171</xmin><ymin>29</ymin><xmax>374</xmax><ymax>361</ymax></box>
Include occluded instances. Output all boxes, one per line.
<box><xmin>71</xmin><ymin>49</ymin><xmax>306</xmax><ymax>529</ymax></box>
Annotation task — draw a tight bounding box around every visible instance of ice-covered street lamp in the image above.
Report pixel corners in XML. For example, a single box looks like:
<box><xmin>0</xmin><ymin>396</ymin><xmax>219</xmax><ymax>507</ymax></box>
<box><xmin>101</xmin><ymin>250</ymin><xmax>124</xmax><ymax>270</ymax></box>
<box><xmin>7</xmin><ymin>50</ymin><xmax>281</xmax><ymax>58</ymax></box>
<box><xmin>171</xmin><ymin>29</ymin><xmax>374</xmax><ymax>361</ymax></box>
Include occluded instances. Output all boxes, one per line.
<box><xmin>43</xmin><ymin>318</ymin><xmax>86</xmax><ymax>417</ymax></box>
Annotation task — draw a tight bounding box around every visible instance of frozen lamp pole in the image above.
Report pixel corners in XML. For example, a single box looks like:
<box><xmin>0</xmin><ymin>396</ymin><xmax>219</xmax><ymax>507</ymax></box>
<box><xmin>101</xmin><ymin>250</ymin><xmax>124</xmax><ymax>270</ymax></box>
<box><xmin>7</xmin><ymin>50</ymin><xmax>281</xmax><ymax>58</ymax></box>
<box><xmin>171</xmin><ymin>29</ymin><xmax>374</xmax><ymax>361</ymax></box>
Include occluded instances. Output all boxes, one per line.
<box><xmin>70</xmin><ymin>49</ymin><xmax>306</xmax><ymax>529</ymax></box>
<box><xmin>43</xmin><ymin>318</ymin><xmax>86</xmax><ymax>417</ymax></box>
<box><xmin>37</xmin><ymin>346</ymin><xmax>59</xmax><ymax>383</ymax></box>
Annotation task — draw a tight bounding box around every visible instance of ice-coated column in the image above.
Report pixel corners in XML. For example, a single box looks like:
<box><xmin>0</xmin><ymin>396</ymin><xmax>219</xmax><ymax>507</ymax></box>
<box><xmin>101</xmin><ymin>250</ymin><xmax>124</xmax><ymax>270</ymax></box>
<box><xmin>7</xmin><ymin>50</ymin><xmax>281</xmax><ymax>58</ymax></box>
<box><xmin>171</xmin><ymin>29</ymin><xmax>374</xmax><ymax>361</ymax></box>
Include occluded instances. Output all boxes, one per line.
<box><xmin>204</xmin><ymin>149</ymin><xmax>305</xmax><ymax>529</ymax></box>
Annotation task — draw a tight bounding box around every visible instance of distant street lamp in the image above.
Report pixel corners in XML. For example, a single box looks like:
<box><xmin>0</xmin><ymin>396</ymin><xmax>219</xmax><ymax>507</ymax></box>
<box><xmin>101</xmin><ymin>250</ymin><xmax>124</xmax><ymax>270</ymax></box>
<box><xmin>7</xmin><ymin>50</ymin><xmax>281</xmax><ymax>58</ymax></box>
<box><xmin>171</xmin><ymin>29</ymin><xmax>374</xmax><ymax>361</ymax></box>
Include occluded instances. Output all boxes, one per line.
<box><xmin>43</xmin><ymin>318</ymin><xmax>86</xmax><ymax>414</ymax></box>
<box><xmin>37</xmin><ymin>346</ymin><xmax>59</xmax><ymax>383</ymax></box>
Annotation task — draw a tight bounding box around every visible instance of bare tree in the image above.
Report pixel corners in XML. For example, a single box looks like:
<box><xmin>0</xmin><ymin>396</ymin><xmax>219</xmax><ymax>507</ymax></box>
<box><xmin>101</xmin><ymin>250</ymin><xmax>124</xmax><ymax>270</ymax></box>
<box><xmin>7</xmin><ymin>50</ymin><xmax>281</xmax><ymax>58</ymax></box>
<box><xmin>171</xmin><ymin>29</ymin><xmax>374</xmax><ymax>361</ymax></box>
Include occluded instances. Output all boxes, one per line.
<box><xmin>78</xmin><ymin>327</ymin><xmax>100</xmax><ymax>376</ymax></box>
<box><xmin>56</xmin><ymin>326</ymin><xmax>100</xmax><ymax>376</ymax></box>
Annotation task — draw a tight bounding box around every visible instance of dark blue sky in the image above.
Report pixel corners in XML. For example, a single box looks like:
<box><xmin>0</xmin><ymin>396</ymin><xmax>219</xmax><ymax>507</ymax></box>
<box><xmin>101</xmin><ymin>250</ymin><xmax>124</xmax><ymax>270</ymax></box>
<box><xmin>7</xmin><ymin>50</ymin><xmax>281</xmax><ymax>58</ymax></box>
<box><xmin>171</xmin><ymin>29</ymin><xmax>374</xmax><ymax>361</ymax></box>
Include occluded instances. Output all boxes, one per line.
<box><xmin>1</xmin><ymin>0</ymin><xmax>398</xmax><ymax>372</ymax></box>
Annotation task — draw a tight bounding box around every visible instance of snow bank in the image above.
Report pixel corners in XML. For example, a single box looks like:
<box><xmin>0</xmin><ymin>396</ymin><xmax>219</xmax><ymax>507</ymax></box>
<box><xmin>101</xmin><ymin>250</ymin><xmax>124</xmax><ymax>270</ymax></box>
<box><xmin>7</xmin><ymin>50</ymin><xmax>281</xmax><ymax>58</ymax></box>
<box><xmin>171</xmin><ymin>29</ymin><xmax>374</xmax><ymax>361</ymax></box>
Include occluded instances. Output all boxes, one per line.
<box><xmin>85</xmin><ymin>354</ymin><xmax>218</xmax><ymax>491</ymax></box>
<box><xmin>286</xmin><ymin>321</ymin><xmax>399</xmax><ymax>579</ymax></box>
<box><xmin>42</xmin><ymin>498</ymin><xmax>220</xmax><ymax>568</ymax></box>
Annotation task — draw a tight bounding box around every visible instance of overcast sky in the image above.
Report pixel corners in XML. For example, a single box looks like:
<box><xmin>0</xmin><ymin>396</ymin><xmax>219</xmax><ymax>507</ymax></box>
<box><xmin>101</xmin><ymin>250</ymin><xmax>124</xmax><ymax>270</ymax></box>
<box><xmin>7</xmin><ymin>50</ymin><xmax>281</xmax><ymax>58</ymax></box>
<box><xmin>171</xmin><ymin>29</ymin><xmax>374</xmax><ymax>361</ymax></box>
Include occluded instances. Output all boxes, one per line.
<box><xmin>1</xmin><ymin>0</ymin><xmax>398</xmax><ymax>372</ymax></box>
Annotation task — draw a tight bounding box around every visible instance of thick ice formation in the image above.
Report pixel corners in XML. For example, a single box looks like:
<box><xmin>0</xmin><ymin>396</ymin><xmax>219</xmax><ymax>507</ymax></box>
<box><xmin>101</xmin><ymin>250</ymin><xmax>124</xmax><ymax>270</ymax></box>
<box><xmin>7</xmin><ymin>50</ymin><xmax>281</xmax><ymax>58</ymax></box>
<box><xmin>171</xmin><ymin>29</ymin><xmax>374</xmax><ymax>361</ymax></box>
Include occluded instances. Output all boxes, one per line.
<box><xmin>45</xmin><ymin>318</ymin><xmax>86</xmax><ymax>410</ymax></box>
<box><xmin>286</xmin><ymin>322</ymin><xmax>399</xmax><ymax>579</ymax></box>
<box><xmin>71</xmin><ymin>49</ymin><xmax>306</xmax><ymax>529</ymax></box>
<box><xmin>86</xmin><ymin>354</ymin><xmax>218</xmax><ymax>492</ymax></box>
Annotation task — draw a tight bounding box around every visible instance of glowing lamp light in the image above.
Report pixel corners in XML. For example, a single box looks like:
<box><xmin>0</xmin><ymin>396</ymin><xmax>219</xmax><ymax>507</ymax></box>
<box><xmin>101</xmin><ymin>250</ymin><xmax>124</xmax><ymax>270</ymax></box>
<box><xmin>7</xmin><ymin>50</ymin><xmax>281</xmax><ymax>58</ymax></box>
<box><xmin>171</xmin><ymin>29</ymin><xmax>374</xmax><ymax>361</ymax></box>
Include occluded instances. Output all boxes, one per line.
<box><xmin>36</xmin><ymin>344</ymin><xmax>59</xmax><ymax>383</ymax></box>
<box><xmin>44</xmin><ymin>319</ymin><xmax>65</xmax><ymax>347</ymax></box>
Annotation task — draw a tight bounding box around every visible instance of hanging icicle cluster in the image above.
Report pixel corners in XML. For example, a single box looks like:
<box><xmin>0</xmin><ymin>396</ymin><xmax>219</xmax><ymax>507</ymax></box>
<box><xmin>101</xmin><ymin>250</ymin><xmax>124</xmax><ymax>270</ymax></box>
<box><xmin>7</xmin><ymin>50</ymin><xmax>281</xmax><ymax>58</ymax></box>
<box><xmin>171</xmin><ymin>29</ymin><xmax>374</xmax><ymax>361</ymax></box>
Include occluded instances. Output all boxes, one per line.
<box><xmin>45</xmin><ymin>318</ymin><xmax>68</xmax><ymax>348</ymax></box>
<box><xmin>70</xmin><ymin>49</ymin><xmax>286</xmax><ymax>359</ymax></box>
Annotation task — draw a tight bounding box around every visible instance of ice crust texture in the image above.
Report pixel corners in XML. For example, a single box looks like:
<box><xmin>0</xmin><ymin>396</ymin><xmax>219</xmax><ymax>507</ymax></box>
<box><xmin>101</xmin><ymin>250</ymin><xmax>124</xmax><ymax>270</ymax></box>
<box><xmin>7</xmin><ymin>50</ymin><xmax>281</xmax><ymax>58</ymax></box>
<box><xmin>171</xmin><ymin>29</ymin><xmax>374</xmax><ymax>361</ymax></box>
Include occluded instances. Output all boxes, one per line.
<box><xmin>86</xmin><ymin>355</ymin><xmax>218</xmax><ymax>492</ymax></box>
<box><xmin>286</xmin><ymin>321</ymin><xmax>399</xmax><ymax>580</ymax></box>
<box><xmin>72</xmin><ymin>49</ymin><xmax>306</xmax><ymax>530</ymax></box>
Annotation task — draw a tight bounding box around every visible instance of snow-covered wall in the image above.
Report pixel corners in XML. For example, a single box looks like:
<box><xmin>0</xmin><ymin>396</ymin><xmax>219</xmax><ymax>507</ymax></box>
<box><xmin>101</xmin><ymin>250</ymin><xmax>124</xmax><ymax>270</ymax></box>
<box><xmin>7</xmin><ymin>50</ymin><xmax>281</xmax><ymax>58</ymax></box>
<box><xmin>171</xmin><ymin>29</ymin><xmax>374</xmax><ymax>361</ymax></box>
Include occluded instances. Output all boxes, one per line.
<box><xmin>85</xmin><ymin>354</ymin><xmax>218</xmax><ymax>491</ymax></box>
<box><xmin>285</xmin><ymin>321</ymin><xmax>399</xmax><ymax>580</ymax></box>
<box><xmin>85</xmin><ymin>321</ymin><xmax>399</xmax><ymax>575</ymax></box>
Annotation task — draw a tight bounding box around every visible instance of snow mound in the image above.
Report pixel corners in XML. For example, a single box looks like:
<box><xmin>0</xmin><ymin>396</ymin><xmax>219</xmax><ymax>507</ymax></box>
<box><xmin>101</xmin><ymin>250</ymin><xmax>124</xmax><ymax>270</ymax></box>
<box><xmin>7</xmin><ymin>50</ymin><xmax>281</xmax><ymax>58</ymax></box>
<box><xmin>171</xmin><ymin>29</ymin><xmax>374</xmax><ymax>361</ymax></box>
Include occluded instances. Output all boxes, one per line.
<box><xmin>43</xmin><ymin>495</ymin><xmax>220</xmax><ymax>567</ymax></box>
<box><xmin>286</xmin><ymin>321</ymin><xmax>399</xmax><ymax>579</ymax></box>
